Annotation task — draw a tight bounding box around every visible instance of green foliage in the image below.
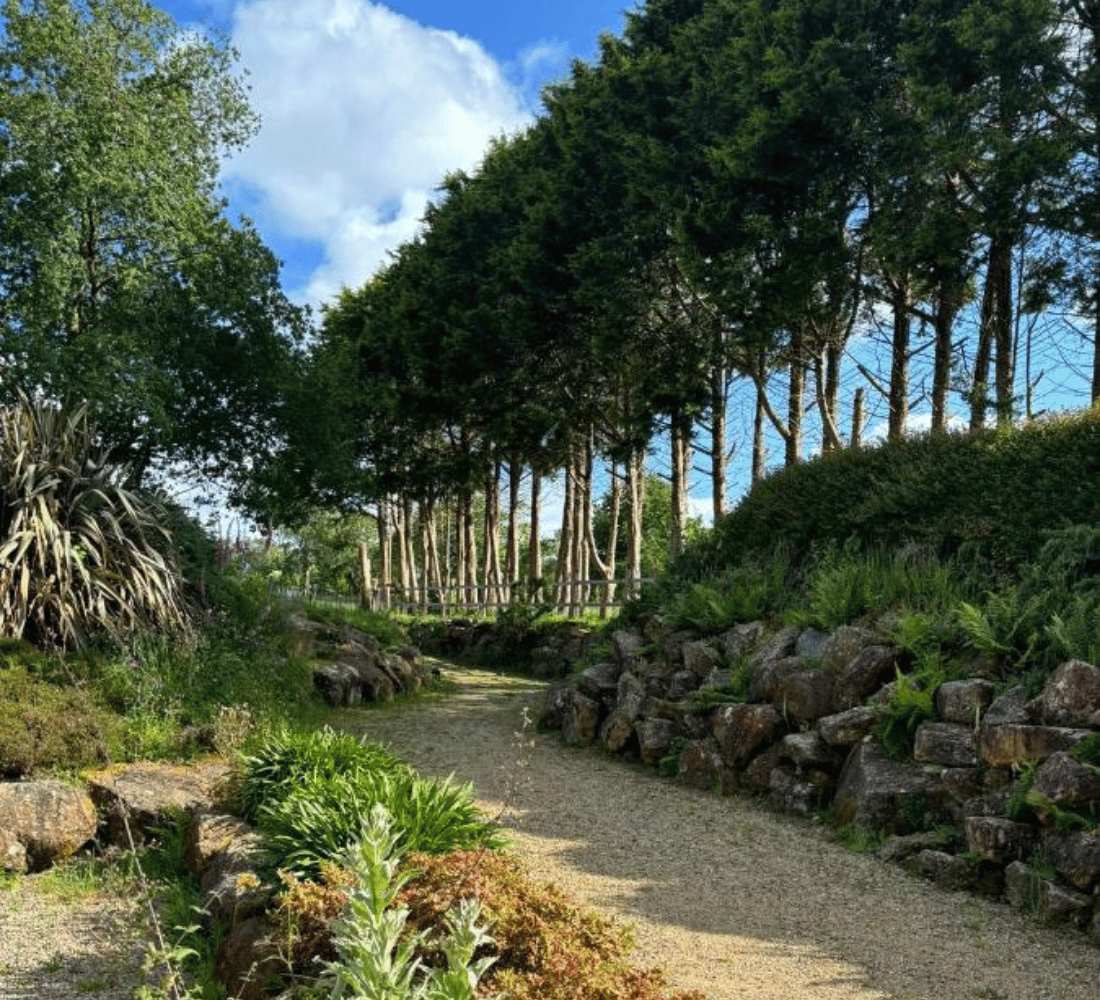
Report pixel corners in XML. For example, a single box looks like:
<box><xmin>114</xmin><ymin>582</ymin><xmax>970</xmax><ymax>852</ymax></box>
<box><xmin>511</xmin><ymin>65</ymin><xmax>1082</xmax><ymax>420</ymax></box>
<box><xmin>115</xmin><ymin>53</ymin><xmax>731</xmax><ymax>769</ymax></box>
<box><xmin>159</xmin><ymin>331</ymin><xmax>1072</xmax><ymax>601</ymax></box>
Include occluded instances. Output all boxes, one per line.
<box><xmin>876</xmin><ymin>663</ymin><xmax>948</xmax><ymax>760</ymax></box>
<box><xmin>259</xmin><ymin>769</ymin><xmax>504</xmax><ymax>880</ymax></box>
<box><xmin>802</xmin><ymin>542</ymin><xmax>968</xmax><ymax>630</ymax></box>
<box><xmin>240</xmin><ymin>728</ymin><xmax>503</xmax><ymax>879</ymax></box>
<box><xmin>956</xmin><ymin>591</ymin><xmax>1044</xmax><ymax>671</ymax></box>
<box><xmin>657</xmin><ymin>550</ymin><xmax>791</xmax><ymax>632</ymax></box>
<box><xmin>1069</xmin><ymin>734</ymin><xmax>1100</xmax><ymax>767</ymax></box>
<box><xmin>0</xmin><ymin>394</ymin><xmax>189</xmax><ymax>649</ymax></box>
<box><xmin>305</xmin><ymin>603</ymin><xmax>411</xmax><ymax>651</ymax></box>
<box><xmin>236</xmin><ymin>727</ymin><xmax>410</xmax><ymax>823</ymax></box>
<box><xmin>676</xmin><ymin>413</ymin><xmax>1100</xmax><ymax>589</ymax></box>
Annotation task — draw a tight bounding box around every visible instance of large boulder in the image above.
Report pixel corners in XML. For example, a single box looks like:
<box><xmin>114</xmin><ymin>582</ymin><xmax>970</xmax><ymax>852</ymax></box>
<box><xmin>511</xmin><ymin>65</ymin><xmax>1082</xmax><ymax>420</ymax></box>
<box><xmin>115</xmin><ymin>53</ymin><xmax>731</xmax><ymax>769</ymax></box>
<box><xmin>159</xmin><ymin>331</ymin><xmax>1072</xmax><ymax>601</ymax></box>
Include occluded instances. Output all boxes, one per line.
<box><xmin>818</xmin><ymin>706</ymin><xmax>879</xmax><ymax>747</ymax></box>
<box><xmin>936</xmin><ymin>679</ymin><xmax>996</xmax><ymax>726</ymax></box>
<box><xmin>913</xmin><ymin>723</ymin><xmax>979</xmax><ymax>768</ymax></box>
<box><xmin>1029</xmin><ymin>660</ymin><xmax>1100</xmax><ymax>727</ymax></box>
<box><xmin>677</xmin><ymin>738</ymin><xmax>735</xmax><ymax>794</ymax></box>
<box><xmin>1042</xmin><ymin>831</ymin><xmax>1100</xmax><ymax>891</ymax></box>
<box><xmin>186</xmin><ymin>810</ymin><xmax>271</xmax><ymax>928</ymax></box>
<box><xmin>0</xmin><ymin>779</ymin><xmax>97</xmax><ymax>872</ymax></box>
<box><xmin>1030</xmin><ymin>752</ymin><xmax>1100</xmax><ymax>810</ymax></box>
<box><xmin>977</xmin><ymin>724</ymin><xmax>1091</xmax><ymax>767</ymax></box>
<box><xmin>820</xmin><ymin>626</ymin><xmax>881</xmax><ymax>675</ymax></box>
<box><xmin>773</xmin><ymin>670</ymin><xmax>836</xmax><ymax>726</ymax></box>
<box><xmin>86</xmin><ymin>760</ymin><xmax>231</xmax><ymax>847</ymax></box>
<box><xmin>312</xmin><ymin>661</ymin><xmax>362</xmax><ymax>706</ymax></box>
<box><xmin>711</xmin><ymin>703</ymin><xmax>784</xmax><ymax>768</ymax></box>
<box><xmin>576</xmin><ymin>662</ymin><xmax>621</xmax><ymax>702</ymax></box>
<box><xmin>716</xmin><ymin>622</ymin><xmax>765</xmax><ymax>663</ymax></box>
<box><xmin>964</xmin><ymin>817</ymin><xmax>1038</xmax><ymax>864</ymax></box>
<box><xmin>833</xmin><ymin>739</ymin><xmax>947</xmax><ymax>833</ymax></box>
<box><xmin>833</xmin><ymin>646</ymin><xmax>903</xmax><ymax>710</ymax></box>
<box><xmin>561</xmin><ymin>690</ymin><xmax>601</xmax><ymax>747</ymax></box>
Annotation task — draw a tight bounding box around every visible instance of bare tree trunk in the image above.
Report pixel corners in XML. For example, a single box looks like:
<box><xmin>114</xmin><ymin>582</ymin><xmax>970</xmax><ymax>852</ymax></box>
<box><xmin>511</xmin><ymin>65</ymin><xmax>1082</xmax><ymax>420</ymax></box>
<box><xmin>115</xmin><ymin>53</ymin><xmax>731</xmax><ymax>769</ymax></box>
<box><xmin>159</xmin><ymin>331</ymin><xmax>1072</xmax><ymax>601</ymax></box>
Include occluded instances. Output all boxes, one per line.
<box><xmin>971</xmin><ymin>235</ymin><xmax>1012</xmax><ymax>431</ymax></box>
<box><xmin>787</xmin><ymin>327</ymin><xmax>804</xmax><ymax>466</ymax></box>
<box><xmin>669</xmin><ymin>412</ymin><xmax>689</xmax><ymax>563</ymax></box>
<box><xmin>358</xmin><ymin>542</ymin><xmax>374</xmax><ymax>610</ymax></box>
<box><xmin>588</xmin><ymin>461</ymin><xmax>621</xmax><ymax>618</ymax></box>
<box><xmin>753</xmin><ymin>382</ymin><xmax>766</xmax><ymax>484</ymax></box>
<box><xmin>991</xmin><ymin>235</ymin><xmax>1015</xmax><ymax>427</ymax></box>
<box><xmin>851</xmin><ymin>386</ymin><xmax>865</xmax><ymax>449</ymax></box>
<box><xmin>462</xmin><ymin>487</ymin><xmax>479</xmax><ymax>612</ymax></box>
<box><xmin>528</xmin><ymin>467</ymin><xmax>542</xmax><ymax>598</ymax></box>
<box><xmin>888</xmin><ymin>279</ymin><xmax>911</xmax><ymax>440</ymax></box>
<box><xmin>554</xmin><ymin>456</ymin><xmax>575</xmax><ymax>610</ymax></box>
<box><xmin>626</xmin><ymin>448</ymin><xmax>645</xmax><ymax>598</ymax></box>
<box><xmin>377</xmin><ymin>499</ymin><xmax>391</xmax><ymax>609</ymax></box>
<box><xmin>709</xmin><ymin>366</ymin><xmax>728</xmax><ymax>521</ymax></box>
<box><xmin>505</xmin><ymin>460</ymin><xmax>522</xmax><ymax>602</ymax></box>
<box><xmin>1093</xmin><ymin>278</ymin><xmax>1100</xmax><ymax>404</ymax></box>
<box><xmin>932</xmin><ymin>288</ymin><xmax>957</xmax><ymax>432</ymax></box>
<box><xmin>813</xmin><ymin>348</ymin><xmax>843</xmax><ymax>452</ymax></box>
<box><xmin>483</xmin><ymin>465</ymin><xmax>503</xmax><ymax>611</ymax></box>
<box><xmin>403</xmin><ymin>495</ymin><xmax>418</xmax><ymax>610</ymax></box>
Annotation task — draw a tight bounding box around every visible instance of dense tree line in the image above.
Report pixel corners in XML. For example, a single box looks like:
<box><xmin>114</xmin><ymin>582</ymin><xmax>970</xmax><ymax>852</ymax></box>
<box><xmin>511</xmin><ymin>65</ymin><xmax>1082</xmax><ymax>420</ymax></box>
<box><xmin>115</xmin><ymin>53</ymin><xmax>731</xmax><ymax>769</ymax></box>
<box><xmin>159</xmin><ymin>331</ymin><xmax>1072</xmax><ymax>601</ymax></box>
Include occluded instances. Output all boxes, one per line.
<box><xmin>250</xmin><ymin>0</ymin><xmax>1100</xmax><ymax>610</ymax></box>
<box><xmin>7</xmin><ymin>1</ymin><xmax>1100</xmax><ymax>614</ymax></box>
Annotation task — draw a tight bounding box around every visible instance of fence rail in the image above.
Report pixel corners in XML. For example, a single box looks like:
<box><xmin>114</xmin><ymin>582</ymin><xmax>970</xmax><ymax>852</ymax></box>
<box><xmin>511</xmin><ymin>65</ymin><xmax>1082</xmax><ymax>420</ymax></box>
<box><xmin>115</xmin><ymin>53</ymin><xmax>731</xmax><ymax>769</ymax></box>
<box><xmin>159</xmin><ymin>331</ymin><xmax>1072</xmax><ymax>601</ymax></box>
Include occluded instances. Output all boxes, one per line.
<box><xmin>273</xmin><ymin>578</ymin><xmax>653</xmax><ymax>618</ymax></box>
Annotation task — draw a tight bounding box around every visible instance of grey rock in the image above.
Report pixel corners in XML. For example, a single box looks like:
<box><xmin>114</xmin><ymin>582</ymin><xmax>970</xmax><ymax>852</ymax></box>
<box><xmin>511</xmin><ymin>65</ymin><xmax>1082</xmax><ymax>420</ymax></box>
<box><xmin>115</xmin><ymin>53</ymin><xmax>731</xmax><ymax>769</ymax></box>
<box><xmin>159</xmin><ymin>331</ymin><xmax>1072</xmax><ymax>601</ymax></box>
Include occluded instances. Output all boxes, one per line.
<box><xmin>795</xmin><ymin>628</ymin><xmax>831</xmax><ymax>661</ymax></box>
<box><xmin>682</xmin><ymin>640</ymin><xmax>719</xmax><ymax>678</ymax></box>
<box><xmin>749</xmin><ymin>655</ymin><xmax>804</xmax><ymax>704</ymax></box>
<box><xmin>1031</xmin><ymin>752</ymin><xmax>1100</xmax><ymax>809</ymax></box>
<box><xmin>820</xmin><ymin>626</ymin><xmax>881</xmax><ymax>675</ymax></box>
<box><xmin>577</xmin><ymin>662</ymin><xmax>621</xmax><ymax>701</ymax></box>
<box><xmin>913</xmin><ymin>723</ymin><xmax>979</xmax><ymax>767</ymax></box>
<box><xmin>818</xmin><ymin>706</ymin><xmax>879</xmax><ymax>747</ymax></box>
<box><xmin>911</xmin><ymin>849</ymin><xmax>972</xmax><ymax>891</ymax></box>
<box><xmin>610</xmin><ymin>629</ymin><xmax>647</xmax><ymax>667</ymax></box>
<box><xmin>769</xmin><ymin>766</ymin><xmax>828</xmax><ymax>815</ymax></box>
<box><xmin>834</xmin><ymin>739</ymin><xmax>946</xmax><ymax>833</ymax></box>
<box><xmin>711</xmin><ymin>703</ymin><xmax>784</xmax><ymax>768</ymax></box>
<box><xmin>748</xmin><ymin>626</ymin><xmax>801</xmax><ymax>673</ymax></box>
<box><xmin>778</xmin><ymin>732</ymin><xmax>838</xmax><ymax>772</ymax></box>
<box><xmin>982</xmin><ymin>686</ymin><xmax>1032</xmax><ymax>727</ymax></box>
<box><xmin>878</xmin><ymin>830</ymin><xmax>953</xmax><ymax>864</ymax></box>
<box><xmin>716</xmin><ymin>622</ymin><xmax>765</xmax><ymax>663</ymax></box>
<box><xmin>978</xmin><ymin>724</ymin><xmax>1091</xmax><ymax>767</ymax></box>
<box><xmin>833</xmin><ymin>646</ymin><xmax>903</xmax><ymax>710</ymax></box>
<box><xmin>678</xmin><ymin>738</ymin><xmax>736</xmax><ymax>794</ymax></box>
<box><xmin>774</xmin><ymin>670</ymin><xmax>837</xmax><ymax>726</ymax></box>
<box><xmin>312</xmin><ymin>661</ymin><xmax>362</xmax><ymax>706</ymax></box>
<box><xmin>1029</xmin><ymin>660</ymin><xmax>1100</xmax><ymax>727</ymax></box>
<box><xmin>561</xmin><ymin>690</ymin><xmax>601</xmax><ymax>746</ymax></box>
<box><xmin>936</xmin><ymin>679</ymin><xmax>996</xmax><ymax>726</ymax></box>
<box><xmin>1043</xmin><ymin>830</ymin><xmax>1100</xmax><ymax>891</ymax></box>
<box><xmin>637</xmin><ymin>718</ymin><xmax>677</xmax><ymax>766</ymax></box>
<box><xmin>964</xmin><ymin>816</ymin><xmax>1038</xmax><ymax>864</ymax></box>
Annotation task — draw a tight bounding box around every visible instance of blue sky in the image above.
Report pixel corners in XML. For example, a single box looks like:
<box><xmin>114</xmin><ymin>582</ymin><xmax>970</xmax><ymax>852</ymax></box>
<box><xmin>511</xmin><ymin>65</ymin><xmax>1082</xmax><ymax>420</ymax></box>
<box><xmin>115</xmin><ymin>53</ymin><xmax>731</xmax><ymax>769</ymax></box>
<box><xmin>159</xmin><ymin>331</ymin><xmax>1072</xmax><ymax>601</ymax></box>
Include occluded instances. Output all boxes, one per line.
<box><xmin>155</xmin><ymin>0</ymin><xmax>631</xmax><ymax>308</ymax></box>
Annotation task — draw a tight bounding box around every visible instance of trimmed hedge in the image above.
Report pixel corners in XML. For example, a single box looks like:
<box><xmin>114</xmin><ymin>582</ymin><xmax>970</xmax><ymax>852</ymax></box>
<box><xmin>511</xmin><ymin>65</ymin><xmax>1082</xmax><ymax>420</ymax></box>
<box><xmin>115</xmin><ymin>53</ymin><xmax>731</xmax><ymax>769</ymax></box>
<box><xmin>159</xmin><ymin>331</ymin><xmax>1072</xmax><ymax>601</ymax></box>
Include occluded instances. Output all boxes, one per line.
<box><xmin>676</xmin><ymin>409</ymin><xmax>1100</xmax><ymax>583</ymax></box>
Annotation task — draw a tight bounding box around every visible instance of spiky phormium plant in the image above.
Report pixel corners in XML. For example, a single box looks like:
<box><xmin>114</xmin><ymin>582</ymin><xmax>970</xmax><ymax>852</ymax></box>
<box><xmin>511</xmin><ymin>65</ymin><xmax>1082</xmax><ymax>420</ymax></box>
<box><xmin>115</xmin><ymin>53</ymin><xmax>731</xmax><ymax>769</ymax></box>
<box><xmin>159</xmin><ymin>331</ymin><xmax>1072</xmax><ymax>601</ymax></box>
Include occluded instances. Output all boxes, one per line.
<box><xmin>0</xmin><ymin>392</ymin><xmax>189</xmax><ymax>648</ymax></box>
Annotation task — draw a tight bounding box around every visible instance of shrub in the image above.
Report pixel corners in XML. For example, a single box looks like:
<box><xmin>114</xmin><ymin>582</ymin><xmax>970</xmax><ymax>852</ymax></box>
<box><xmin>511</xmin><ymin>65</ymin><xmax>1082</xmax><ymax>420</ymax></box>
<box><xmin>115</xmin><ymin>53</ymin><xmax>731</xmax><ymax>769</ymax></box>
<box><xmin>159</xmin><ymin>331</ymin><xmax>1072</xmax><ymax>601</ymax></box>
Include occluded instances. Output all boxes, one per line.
<box><xmin>0</xmin><ymin>661</ymin><xmax>117</xmax><ymax>776</ymax></box>
<box><xmin>0</xmin><ymin>393</ymin><xmax>189</xmax><ymax>649</ymax></box>
<box><xmin>675</xmin><ymin>410</ymin><xmax>1100</xmax><ymax>587</ymax></box>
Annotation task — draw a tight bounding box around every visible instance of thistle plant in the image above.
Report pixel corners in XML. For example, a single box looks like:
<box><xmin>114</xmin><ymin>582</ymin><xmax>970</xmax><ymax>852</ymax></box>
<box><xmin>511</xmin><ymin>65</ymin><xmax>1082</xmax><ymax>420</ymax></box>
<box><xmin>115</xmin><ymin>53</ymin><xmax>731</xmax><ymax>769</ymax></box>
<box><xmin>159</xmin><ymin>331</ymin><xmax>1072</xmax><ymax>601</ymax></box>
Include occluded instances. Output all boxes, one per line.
<box><xmin>321</xmin><ymin>804</ymin><xmax>498</xmax><ymax>1000</ymax></box>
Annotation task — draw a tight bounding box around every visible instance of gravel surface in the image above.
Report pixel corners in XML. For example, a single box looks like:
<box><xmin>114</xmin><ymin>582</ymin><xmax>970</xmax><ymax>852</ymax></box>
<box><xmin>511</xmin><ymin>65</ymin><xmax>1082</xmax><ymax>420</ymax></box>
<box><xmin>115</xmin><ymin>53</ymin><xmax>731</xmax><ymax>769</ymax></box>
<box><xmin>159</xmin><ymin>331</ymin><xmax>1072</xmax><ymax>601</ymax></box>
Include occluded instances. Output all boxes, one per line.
<box><xmin>4</xmin><ymin>662</ymin><xmax>1099</xmax><ymax>1000</ymax></box>
<box><xmin>335</xmin><ymin>665</ymin><xmax>1100</xmax><ymax>1000</ymax></box>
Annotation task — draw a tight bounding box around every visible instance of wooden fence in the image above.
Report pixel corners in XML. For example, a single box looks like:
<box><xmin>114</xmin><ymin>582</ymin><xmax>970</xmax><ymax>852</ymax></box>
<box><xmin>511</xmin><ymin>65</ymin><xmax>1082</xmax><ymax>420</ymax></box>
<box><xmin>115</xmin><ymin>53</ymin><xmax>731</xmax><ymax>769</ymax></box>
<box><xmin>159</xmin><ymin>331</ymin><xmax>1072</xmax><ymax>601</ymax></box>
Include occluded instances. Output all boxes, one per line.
<box><xmin>274</xmin><ymin>578</ymin><xmax>653</xmax><ymax>618</ymax></box>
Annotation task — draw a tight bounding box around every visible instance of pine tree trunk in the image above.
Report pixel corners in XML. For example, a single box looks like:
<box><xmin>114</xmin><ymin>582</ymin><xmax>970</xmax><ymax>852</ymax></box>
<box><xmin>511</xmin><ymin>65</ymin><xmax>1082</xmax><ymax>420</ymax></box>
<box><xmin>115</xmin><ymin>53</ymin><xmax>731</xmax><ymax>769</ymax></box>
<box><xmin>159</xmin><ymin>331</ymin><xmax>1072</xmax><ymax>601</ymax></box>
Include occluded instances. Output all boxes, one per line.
<box><xmin>528</xmin><ymin>467</ymin><xmax>542</xmax><ymax>598</ymax></box>
<box><xmin>483</xmin><ymin>465</ymin><xmax>503</xmax><ymax>610</ymax></box>
<box><xmin>554</xmin><ymin>455</ymin><xmax>575</xmax><ymax>610</ymax></box>
<box><xmin>506</xmin><ymin>460</ymin><xmax>522</xmax><ymax>602</ymax></box>
<box><xmin>626</xmin><ymin>448</ymin><xmax>645</xmax><ymax>597</ymax></box>
<box><xmin>358</xmin><ymin>542</ymin><xmax>374</xmax><ymax>610</ymax></box>
<box><xmin>669</xmin><ymin>413</ymin><xmax>689</xmax><ymax>563</ymax></box>
<box><xmin>888</xmin><ymin>280</ymin><xmax>911</xmax><ymax>440</ymax></box>
<box><xmin>932</xmin><ymin>287</ymin><xmax>957</xmax><ymax>431</ymax></box>
<box><xmin>753</xmin><ymin>382</ymin><xmax>766</xmax><ymax>483</ymax></box>
<box><xmin>377</xmin><ymin>499</ymin><xmax>391</xmax><ymax>609</ymax></box>
<box><xmin>787</xmin><ymin>328</ymin><xmax>804</xmax><ymax>466</ymax></box>
<box><xmin>991</xmin><ymin>234</ymin><xmax>1015</xmax><ymax>427</ymax></box>
<box><xmin>710</xmin><ymin>365</ymin><xmax>728</xmax><ymax>521</ymax></box>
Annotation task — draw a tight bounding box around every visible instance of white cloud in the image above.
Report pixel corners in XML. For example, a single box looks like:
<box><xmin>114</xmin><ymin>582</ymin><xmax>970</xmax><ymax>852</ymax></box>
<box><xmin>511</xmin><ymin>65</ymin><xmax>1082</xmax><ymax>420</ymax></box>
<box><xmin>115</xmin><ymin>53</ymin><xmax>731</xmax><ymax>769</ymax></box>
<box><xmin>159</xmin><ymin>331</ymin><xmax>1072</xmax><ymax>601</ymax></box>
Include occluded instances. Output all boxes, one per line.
<box><xmin>224</xmin><ymin>0</ymin><xmax>534</xmax><ymax>303</ymax></box>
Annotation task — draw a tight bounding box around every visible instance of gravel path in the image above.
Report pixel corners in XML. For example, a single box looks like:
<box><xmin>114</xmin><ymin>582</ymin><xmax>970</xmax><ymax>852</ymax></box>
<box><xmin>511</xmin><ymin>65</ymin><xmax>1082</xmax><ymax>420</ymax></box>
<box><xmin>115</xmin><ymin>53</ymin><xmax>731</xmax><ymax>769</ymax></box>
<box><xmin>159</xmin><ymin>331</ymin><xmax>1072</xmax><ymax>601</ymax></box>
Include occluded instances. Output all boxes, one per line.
<box><xmin>335</xmin><ymin>665</ymin><xmax>1100</xmax><ymax>1000</ymax></box>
